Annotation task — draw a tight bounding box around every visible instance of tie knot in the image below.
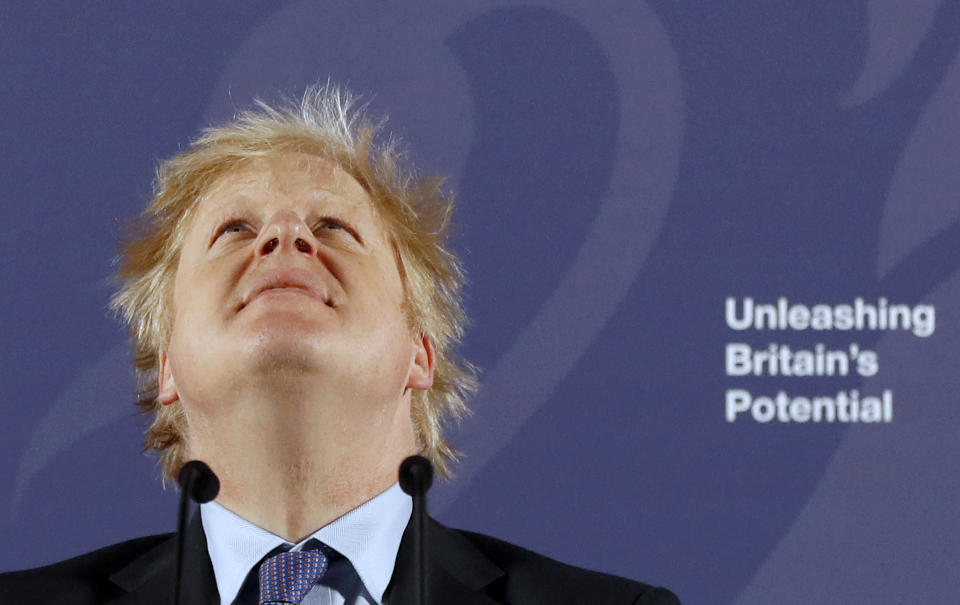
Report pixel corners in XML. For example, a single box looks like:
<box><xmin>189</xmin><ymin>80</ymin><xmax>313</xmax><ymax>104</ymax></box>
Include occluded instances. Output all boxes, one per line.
<box><xmin>258</xmin><ymin>547</ymin><xmax>330</xmax><ymax>605</ymax></box>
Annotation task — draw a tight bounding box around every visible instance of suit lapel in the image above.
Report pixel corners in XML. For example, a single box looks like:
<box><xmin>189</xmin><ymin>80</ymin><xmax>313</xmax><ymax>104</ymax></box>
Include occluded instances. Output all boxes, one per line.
<box><xmin>107</xmin><ymin>512</ymin><xmax>219</xmax><ymax>605</ymax></box>
<box><xmin>387</xmin><ymin>517</ymin><xmax>504</xmax><ymax>605</ymax></box>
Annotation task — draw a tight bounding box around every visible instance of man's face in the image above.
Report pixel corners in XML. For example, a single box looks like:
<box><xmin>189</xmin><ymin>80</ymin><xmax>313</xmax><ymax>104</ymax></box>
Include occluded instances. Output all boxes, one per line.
<box><xmin>158</xmin><ymin>153</ymin><xmax>432</xmax><ymax>415</ymax></box>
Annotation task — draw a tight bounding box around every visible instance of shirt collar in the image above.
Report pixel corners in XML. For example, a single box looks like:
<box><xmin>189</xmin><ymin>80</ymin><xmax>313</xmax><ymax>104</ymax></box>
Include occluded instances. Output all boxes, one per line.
<box><xmin>201</xmin><ymin>482</ymin><xmax>412</xmax><ymax>605</ymax></box>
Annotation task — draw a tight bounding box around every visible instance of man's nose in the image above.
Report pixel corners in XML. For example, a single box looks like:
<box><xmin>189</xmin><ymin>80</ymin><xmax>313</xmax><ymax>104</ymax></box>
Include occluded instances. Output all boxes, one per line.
<box><xmin>255</xmin><ymin>209</ymin><xmax>317</xmax><ymax>257</ymax></box>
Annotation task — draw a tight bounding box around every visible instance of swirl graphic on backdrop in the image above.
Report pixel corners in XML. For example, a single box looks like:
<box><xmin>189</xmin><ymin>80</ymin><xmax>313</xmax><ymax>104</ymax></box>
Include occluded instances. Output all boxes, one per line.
<box><xmin>9</xmin><ymin>343</ymin><xmax>134</xmax><ymax>519</ymax></box>
<box><xmin>9</xmin><ymin>0</ymin><xmax>681</xmax><ymax>526</ymax></box>
<box><xmin>842</xmin><ymin>0</ymin><xmax>945</xmax><ymax>107</ymax></box>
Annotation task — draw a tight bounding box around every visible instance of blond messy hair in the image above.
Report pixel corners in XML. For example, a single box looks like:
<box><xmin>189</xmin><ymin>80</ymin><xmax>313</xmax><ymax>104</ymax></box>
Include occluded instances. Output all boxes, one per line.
<box><xmin>111</xmin><ymin>84</ymin><xmax>475</xmax><ymax>480</ymax></box>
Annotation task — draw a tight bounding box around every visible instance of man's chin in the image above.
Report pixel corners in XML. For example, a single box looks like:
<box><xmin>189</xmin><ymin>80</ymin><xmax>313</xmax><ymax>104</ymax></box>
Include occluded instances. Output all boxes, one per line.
<box><xmin>240</xmin><ymin>335</ymin><xmax>330</xmax><ymax>377</ymax></box>
<box><xmin>252</xmin><ymin>351</ymin><xmax>321</xmax><ymax>377</ymax></box>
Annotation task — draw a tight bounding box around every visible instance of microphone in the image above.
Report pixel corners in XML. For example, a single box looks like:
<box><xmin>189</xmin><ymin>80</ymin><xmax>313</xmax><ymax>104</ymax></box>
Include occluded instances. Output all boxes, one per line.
<box><xmin>174</xmin><ymin>460</ymin><xmax>220</xmax><ymax>605</ymax></box>
<box><xmin>178</xmin><ymin>460</ymin><xmax>220</xmax><ymax>504</ymax></box>
<box><xmin>399</xmin><ymin>455</ymin><xmax>433</xmax><ymax>605</ymax></box>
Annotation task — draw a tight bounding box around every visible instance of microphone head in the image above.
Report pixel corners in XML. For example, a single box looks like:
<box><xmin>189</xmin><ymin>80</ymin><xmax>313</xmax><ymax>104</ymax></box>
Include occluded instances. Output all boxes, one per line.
<box><xmin>177</xmin><ymin>460</ymin><xmax>220</xmax><ymax>504</ymax></box>
<box><xmin>398</xmin><ymin>455</ymin><xmax>434</xmax><ymax>496</ymax></box>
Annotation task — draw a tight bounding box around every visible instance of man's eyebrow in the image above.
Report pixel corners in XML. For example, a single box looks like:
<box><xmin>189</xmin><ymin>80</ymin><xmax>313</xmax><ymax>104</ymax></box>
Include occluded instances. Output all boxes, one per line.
<box><xmin>308</xmin><ymin>209</ymin><xmax>366</xmax><ymax>247</ymax></box>
<box><xmin>198</xmin><ymin>199</ymin><xmax>256</xmax><ymax>241</ymax></box>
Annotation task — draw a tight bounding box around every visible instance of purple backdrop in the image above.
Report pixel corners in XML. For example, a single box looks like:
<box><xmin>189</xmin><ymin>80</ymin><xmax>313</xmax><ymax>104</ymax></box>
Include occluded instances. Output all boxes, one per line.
<box><xmin>3</xmin><ymin>2</ymin><xmax>959</xmax><ymax>603</ymax></box>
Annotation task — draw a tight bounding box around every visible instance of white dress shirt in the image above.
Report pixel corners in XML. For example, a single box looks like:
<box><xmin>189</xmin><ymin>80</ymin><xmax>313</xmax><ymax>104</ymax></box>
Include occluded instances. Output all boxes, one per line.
<box><xmin>200</xmin><ymin>483</ymin><xmax>412</xmax><ymax>605</ymax></box>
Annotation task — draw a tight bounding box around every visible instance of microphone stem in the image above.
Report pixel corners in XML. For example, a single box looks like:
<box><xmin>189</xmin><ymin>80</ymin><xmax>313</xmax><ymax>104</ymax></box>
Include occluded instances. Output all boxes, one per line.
<box><xmin>414</xmin><ymin>489</ymin><xmax>428</xmax><ymax>605</ymax></box>
<box><xmin>173</xmin><ymin>474</ymin><xmax>193</xmax><ymax>605</ymax></box>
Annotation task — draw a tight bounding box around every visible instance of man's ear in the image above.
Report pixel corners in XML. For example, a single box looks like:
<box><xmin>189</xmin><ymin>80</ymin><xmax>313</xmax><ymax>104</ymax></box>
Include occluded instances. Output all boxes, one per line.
<box><xmin>157</xmin><ymin>351</ymin><xmax>180</xmax><ymax>405</ymax></box>
<box><xmin>407</xmin><ymin>333</ymin><xmax>436</xmax><ymax>391</ymax></box>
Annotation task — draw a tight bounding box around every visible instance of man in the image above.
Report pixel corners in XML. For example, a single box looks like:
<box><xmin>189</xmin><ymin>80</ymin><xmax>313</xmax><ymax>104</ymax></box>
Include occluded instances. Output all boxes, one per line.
<box><xmin>0</xmin><ymin>85</ymin><xmax>680</xmax><ymax>604</ymax></box>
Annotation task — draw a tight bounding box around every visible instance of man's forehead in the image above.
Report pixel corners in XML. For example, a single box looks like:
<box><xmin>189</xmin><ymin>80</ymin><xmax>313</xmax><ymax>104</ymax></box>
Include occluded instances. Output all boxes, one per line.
<box><xmin>197</xmin><ymin>153</ymin><xmax>372</xmax><ymax>209</ymax></box>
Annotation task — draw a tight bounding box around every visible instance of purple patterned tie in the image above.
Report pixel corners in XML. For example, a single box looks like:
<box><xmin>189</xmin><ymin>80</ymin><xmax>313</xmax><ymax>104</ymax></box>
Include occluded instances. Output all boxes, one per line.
<box><xmin>258</xmin><ymin>547</ymin><xmax>330</xmax><ymax>605</ymax></box>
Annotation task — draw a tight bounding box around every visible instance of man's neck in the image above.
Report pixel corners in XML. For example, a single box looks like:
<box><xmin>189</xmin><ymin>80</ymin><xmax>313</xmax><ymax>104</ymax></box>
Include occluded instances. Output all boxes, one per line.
<box><xmin>184</xmin><ymin>390</ymin><xmax>417</xmax><ymax>542</ymax></box>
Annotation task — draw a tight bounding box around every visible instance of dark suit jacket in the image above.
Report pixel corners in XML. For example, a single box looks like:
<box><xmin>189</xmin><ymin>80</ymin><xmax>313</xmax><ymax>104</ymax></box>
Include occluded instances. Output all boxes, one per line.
<box><xmin>0</xmin><ymin>515</ymin><xmax>680</xmax><ymax>604</ymax></box>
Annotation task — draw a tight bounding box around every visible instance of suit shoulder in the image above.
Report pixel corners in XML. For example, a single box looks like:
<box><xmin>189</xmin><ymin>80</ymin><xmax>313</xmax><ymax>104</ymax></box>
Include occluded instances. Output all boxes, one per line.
<box><xmin>0</xmin><ymin>533</ymin><xmax>171</xmax><ymax>603</ymax></box>
<box><xmin>455</xmin><ymin>529</ymin><xmax>681</xmax><ymax>605</ymax></box>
